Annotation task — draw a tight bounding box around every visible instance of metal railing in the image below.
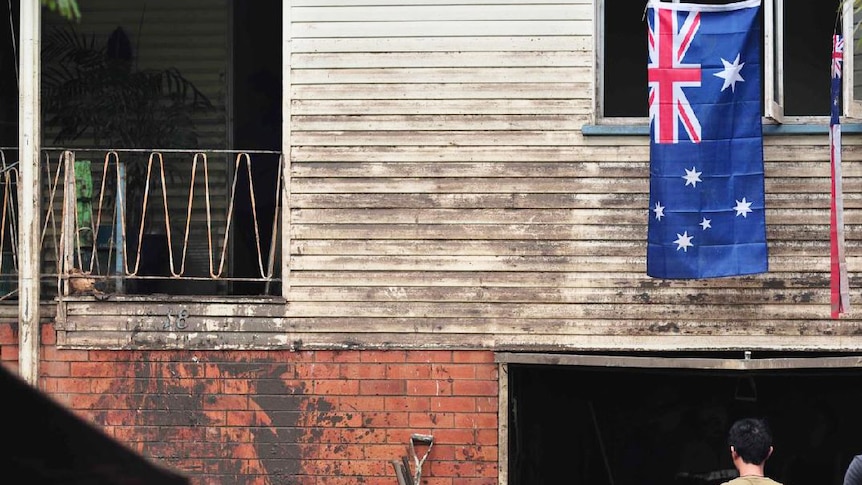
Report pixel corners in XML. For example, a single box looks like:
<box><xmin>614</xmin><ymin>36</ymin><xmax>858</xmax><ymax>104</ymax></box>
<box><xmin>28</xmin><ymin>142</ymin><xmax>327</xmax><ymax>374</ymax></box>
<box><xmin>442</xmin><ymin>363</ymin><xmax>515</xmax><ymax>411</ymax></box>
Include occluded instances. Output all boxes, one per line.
<box><xmin>0</xmin><ymin>147</ymin><xmax>284</xmax><ymax>300</ymax></box>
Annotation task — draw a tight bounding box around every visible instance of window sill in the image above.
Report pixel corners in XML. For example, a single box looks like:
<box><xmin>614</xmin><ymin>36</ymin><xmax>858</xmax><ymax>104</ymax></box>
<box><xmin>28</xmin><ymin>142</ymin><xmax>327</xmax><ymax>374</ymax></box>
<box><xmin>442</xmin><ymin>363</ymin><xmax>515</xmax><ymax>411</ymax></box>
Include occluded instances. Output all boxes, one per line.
<box><xmin>582</xmin><ymin>123</ymin><xmax>862</xmax><ymax>136</ymax></box>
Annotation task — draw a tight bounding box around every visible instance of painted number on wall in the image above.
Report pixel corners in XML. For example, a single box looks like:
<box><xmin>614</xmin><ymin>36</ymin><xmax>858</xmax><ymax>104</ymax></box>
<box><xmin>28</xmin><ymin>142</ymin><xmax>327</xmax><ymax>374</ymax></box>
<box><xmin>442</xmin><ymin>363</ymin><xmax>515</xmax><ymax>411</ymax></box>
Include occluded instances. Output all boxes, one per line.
<box><xmin>162</xmin><ymin>308</ymin><xmax>190</xmax><ymax>330</ymax></box>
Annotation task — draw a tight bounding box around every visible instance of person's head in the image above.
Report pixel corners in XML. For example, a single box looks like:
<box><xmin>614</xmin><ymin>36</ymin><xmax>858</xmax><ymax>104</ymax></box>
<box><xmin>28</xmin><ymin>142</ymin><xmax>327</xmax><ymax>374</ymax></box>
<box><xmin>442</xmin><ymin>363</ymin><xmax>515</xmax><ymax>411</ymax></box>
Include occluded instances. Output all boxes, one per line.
<box><xmin>727</xmin><ymin>418</ymin><xmax>773</xmax><ymax>465</ymax></box>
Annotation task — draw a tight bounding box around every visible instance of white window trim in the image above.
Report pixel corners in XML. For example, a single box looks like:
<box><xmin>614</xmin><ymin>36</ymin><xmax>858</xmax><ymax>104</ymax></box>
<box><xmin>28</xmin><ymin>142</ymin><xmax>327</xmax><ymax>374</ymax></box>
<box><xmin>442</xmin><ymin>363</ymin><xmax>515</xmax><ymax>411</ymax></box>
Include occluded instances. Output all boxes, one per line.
<box><xmin>591</xmin><ymin>0</ymin><xmax>604</xmax><ymax>125</ymax></box>
<box><xmin>763</xmin><ymin>0</ymin><xmax>783</xmax><ymax>123</ymax></box>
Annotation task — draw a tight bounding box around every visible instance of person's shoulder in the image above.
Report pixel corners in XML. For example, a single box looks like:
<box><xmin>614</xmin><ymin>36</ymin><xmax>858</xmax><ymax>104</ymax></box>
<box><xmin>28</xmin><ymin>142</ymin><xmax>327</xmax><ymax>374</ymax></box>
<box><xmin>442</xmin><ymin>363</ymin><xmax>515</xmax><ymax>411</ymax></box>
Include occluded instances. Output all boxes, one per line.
<box><xmin>720</xmin><ymin>477</ymin><xmax>783</xmax><ymax>485</ymax></box>
<box><xmin>847</xmin><ymin>454</ymin><xmax>862</xmax><ymax>485</ymax></box>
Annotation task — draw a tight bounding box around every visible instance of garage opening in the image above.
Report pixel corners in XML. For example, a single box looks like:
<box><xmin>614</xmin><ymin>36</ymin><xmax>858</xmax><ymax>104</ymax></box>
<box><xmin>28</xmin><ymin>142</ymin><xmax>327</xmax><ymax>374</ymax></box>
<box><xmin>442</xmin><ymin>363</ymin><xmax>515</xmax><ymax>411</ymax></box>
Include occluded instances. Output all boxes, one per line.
<box><xmin>502</xmin><ymin>352</ymin><xmax>862</xmax><ymax>485</ymax></box>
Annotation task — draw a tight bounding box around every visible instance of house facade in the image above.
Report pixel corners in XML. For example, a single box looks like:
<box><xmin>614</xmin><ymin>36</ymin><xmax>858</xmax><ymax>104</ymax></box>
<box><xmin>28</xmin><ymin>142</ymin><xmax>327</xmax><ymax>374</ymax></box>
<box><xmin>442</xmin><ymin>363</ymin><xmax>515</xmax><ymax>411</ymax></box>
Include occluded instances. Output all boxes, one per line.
<box><xmin>2</xmin><ymin>1</ymin><xmax>862</xmax><ymax>484</ymax></box>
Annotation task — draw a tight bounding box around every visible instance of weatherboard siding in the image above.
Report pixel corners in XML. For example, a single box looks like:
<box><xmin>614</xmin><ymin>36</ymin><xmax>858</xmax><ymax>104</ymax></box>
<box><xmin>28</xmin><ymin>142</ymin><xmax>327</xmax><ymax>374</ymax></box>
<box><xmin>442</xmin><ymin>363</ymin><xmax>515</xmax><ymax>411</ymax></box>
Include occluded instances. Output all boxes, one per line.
<box><xmin>57</xmin><ymin>0</ymin><xmax>862</xmax><ymax>350</ymax></box>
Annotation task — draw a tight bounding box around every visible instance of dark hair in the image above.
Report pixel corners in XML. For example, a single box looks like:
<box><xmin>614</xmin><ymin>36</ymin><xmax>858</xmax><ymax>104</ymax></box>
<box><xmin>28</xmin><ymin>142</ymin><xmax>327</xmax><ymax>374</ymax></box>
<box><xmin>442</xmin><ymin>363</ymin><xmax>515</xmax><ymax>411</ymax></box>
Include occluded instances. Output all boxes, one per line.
<box><xmin>727</xmin><ymin>418</ymin><xmax>773</xmax><ymax>465</ymax></box>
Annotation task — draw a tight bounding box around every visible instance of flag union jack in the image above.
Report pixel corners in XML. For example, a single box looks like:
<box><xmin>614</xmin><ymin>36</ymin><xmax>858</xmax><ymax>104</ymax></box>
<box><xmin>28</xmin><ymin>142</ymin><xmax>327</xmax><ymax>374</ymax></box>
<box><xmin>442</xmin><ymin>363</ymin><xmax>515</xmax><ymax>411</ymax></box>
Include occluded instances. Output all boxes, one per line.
<box><xmin>832</xmin><ymin>35</ymin><xmax>844</xmax><ymax>80</ymax></box>
<box><xmin>648</xmin><ymin>8</ymin><xmax>702</xmax><ymax>144</ymax></box>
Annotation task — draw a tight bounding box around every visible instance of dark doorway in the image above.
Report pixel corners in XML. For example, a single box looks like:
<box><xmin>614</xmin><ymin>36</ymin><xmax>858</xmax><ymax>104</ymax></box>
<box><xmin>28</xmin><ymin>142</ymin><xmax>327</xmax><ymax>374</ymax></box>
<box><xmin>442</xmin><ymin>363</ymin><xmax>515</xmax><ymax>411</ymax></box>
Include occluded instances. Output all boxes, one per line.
<box><xmin>508</xmin><ymin>356</ymin><xmax>862</xmax><ymax>485</ymax></box>
<box><xmin>232</xmin><ymin>0</ymin><xmax>282</xmax><ymax>295</ymax></box>
<box><xmin>0</xmin><ymin>0</ymin><xmax>18</xmax><ymax>147</ymax></box>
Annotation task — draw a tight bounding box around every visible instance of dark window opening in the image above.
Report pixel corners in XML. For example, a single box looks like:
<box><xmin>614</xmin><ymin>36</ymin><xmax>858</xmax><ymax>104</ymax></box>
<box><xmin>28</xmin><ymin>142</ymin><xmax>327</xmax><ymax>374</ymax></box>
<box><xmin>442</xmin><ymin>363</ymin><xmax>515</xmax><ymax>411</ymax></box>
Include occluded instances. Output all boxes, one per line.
<box><xmin>602</xmin><ymin>1</ymin><xmax>834</xmax><ymax>118</ymax></box>
<box><xmin>603</xmin><ymin>5</ymin><xmax>648</xmax><ymax>117</ymax></box>
<box><xmin>0</xmin><ymin>0</ymin><xmax>18</xmax><ymax>146</ymax></box>
<box><xmin>603</xmin><ymin>0</ymin><xmax>752</xmax><ymax>118</ymax></box>
<box><xmin>782</xmin><ymin>2</ymin><xmax>833</xmax><ymax>116</ymax></box>
<box><xmin>232</xmin><ymin>0</ymin><xmax>282</xmax><ymax>295</ymax></box>
<box><xmin>508</xmin><ymin>360</ymin><xmax>862</xmax><ymax>485</ymax></box>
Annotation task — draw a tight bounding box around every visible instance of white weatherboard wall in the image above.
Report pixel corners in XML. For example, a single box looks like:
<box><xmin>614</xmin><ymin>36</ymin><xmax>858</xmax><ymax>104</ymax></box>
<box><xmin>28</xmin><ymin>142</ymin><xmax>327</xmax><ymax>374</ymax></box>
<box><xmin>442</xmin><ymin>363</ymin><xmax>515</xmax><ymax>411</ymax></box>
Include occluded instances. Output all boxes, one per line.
<box><xmin>288</xmin><ymin>0</ymin><xmax>605</xmax><ymax>348</ymax></box>
<box><xmin>289</xmin><ymin>1</ymin><xmax>637</xmax><ymax>347</ymax></box>
<box><xmin>285</xmin><ymin>0</ymin><xmax>862</xmax><ymax>351</ymax></box>
<box><xmin>57</xmin><ymin>1</ymin><xmax>862</xmax><ymax>350</ymax></box>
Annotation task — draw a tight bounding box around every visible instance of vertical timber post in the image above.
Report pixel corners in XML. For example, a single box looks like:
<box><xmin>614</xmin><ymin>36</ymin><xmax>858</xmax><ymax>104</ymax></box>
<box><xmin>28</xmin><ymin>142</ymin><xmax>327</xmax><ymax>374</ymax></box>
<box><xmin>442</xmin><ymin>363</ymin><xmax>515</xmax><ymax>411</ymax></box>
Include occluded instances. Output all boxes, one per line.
<box><xmin>281</xmin><ymin>0</ymin><xmax>291</xmax><ymax>299</ymax></box>
<box><xmin>498</xmin><ymin>363</ymin><xmax>508</xmax><ymax>485</ymax></box>
<box><xmin>18</xmin><ymin>0</ymin><xmax>42</xmax><ymax>385</ymax></box>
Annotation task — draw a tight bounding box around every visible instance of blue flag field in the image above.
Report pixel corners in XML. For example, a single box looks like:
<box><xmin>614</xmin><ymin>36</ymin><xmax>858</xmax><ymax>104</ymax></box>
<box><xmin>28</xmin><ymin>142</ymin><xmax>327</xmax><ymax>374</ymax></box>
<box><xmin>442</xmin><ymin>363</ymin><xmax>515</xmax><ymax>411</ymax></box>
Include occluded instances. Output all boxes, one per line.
<box><xmin>646</xmin><ymin>0</ymin><xmax>768</xmax><ymax>279</ymax></box>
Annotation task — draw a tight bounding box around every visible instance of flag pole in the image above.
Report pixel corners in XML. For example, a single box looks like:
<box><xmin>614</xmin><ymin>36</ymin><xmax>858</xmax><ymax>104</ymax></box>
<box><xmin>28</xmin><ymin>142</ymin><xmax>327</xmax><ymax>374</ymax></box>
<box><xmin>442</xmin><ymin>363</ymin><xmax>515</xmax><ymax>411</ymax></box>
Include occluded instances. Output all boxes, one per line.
<box><xmin>830</xmin><ymin>28</ymin><xmax>850</xmax><ymax>318</ymax></box>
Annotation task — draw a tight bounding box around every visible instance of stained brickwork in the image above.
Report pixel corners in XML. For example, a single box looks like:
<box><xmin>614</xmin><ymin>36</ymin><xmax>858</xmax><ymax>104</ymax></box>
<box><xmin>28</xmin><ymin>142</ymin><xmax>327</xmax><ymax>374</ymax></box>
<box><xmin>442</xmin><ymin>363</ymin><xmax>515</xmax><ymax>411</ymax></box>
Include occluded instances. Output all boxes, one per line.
<box><xmin>1</xmin><ymin>322</ymin><xmax>499</xmax><ymax>485</ymax></box>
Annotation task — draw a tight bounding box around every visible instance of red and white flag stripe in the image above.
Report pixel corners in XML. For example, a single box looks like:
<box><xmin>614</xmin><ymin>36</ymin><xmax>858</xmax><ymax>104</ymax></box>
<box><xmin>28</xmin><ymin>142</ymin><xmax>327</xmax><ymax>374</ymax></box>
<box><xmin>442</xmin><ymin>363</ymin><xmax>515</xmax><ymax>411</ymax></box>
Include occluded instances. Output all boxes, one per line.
<box><xmin>830</xmin><ymin>33</ymin><xmax>849</xmax><ymax>318</ymax></box>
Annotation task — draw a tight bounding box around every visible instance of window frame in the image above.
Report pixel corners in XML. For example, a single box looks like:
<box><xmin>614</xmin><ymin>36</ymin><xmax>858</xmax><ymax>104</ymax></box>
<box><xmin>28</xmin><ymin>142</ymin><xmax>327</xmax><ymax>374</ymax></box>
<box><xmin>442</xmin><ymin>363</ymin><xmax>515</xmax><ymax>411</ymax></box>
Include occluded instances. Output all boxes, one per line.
<box><xmin>593</xmin><ymin>0</ymin><xmax>859</xmax><ymax>125</ymax></box>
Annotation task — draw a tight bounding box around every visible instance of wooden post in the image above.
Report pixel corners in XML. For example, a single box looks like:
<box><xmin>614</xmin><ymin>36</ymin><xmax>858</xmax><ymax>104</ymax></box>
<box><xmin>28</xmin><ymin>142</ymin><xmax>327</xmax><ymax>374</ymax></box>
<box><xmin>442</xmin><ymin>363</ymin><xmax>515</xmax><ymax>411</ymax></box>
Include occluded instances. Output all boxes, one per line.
<box><xmin>281</xmin><ymin>0</ymin><xmax>291</xmax><ymax>298</ymax></box>
<box><xmin>18</xmin><ymin>0</ymin><xmax>42</xmax><ymax>385</ymax></box>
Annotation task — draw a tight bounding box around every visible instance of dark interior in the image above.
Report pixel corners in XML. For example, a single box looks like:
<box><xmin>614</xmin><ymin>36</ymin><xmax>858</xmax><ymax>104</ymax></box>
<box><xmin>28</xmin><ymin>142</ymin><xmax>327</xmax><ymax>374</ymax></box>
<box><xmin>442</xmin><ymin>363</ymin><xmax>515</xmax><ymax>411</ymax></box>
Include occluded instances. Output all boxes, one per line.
<box><xmin>509</xmin><ymin>356</ymin><xmax>862</xmax><ymax>485</ymax></box>
<box><xmin>0</xmin><ymin>0</ymin><xmax>17</xmax><ymax>147</ymax></box>
<box><xmin>231</xmin><ymin>0</ymin><xmax>282</xmax><ymax>295</ymax></box>
<box><xmin>603</xmin><ymin>0</ymin><xmax>835</xmax><ymax>117</ymax></box>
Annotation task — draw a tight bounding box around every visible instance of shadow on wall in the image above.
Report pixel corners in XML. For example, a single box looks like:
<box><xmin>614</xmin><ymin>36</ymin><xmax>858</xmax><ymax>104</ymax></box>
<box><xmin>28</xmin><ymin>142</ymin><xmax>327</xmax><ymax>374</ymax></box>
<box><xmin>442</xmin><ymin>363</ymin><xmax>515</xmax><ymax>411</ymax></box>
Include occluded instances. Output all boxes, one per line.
<box><xmin>0</xmin><ymin>364</ymin><xmax>189</xmax><ymax>485</ymax></box>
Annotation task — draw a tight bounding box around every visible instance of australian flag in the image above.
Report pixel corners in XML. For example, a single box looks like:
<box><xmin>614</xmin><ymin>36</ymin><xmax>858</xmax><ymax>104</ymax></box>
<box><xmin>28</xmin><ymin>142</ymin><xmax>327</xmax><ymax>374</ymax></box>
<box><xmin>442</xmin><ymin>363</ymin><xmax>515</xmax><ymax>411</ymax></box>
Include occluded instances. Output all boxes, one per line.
<box><xmin>646</xmin><ymin>0</ymin><xmax>767</xmax><ymax>279</ymax></box>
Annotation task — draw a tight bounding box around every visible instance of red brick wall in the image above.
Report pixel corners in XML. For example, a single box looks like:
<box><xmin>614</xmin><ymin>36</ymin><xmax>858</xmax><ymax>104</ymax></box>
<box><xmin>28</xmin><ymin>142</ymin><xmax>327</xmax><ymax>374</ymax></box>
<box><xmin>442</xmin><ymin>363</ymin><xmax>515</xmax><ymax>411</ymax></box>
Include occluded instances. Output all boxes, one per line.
<box><xmin>2</xmin><ymin>322</ymin><xmax>499</xmax><ymax>485</ymax></box>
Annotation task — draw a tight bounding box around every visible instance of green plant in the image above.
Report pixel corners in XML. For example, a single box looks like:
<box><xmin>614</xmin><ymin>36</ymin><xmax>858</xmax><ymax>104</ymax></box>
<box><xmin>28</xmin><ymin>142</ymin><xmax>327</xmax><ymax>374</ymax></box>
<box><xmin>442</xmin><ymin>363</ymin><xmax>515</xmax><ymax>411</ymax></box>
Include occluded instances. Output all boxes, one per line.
<box><xmin>42</xmin><ymin>25</ymin><xmax>212</xmax><ymax>150</ymax></box>
<box><xmin>42</xmin><ymin>24</ymin><xmax>213</xmax><ymax>233</ymax></box>
<box><xmin>42</xmin><ymin>0</ymin><xmax>80</xmax><ymax>21</ymax></box>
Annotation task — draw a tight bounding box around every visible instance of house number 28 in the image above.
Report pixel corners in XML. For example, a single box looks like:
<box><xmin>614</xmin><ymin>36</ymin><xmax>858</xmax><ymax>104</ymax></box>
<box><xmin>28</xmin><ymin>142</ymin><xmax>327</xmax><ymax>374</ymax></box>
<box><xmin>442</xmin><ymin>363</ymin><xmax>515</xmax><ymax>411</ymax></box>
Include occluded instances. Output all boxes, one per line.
<box><xmin>162</xmin><ymin>308</ymin><xmax>190</xmax><ymax>330</ymax></box>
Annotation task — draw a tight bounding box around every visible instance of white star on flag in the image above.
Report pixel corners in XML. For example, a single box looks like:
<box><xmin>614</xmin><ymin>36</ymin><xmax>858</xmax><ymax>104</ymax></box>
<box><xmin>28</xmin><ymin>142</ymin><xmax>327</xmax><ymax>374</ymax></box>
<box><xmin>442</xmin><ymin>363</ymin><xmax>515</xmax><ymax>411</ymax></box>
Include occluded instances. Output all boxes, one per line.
<box><xmin>653</xmin><ymin>201</ymin><xmax>665</xmax><ymax>220</ymax></box>
<box><xmin>683</xmin><ymin>167</ymin><xmax>702</xmax><ymax>187</ymax></box>
<box><xmin>674</xmin><ymin>231</ymin><xmax>694</xmax><ymax>252</ymax></box>
<box><xmin>734</xmin><ymin>197</ymin><xmax>753</xmax><ymax>217</ymax></box>
<box><xmin>714</xmin><ymin>53</ymin><xmax>745</xmax><ymax>92</ymax></box>
<box><xmin>700</xmin><ymin>217</ymin><xmax>711</xmax><ymax>230</ymax></box>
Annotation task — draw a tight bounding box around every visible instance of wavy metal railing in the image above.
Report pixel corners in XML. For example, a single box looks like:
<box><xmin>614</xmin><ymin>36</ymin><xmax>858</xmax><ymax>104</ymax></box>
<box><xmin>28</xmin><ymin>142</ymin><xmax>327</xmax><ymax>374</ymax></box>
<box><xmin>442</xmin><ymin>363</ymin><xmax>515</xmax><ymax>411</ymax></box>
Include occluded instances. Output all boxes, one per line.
<box><xmin>0</xmin><ymin>151</ymin><xmax>19</xmax><ymax>301</ymax></box>
<box><xmin>0</xmin><ymin>147</ymin><xmax>284</xmax><ymax>300</ymax></box>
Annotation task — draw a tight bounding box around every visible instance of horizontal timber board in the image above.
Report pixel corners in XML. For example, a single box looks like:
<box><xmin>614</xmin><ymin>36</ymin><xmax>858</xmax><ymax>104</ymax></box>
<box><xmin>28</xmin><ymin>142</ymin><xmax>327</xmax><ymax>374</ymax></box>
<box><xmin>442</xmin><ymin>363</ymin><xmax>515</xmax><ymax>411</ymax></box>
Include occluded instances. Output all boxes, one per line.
<box><xmin>291</xmin><ymin>130</ymin><xmax>859</xmax><ymax>147</ymax></box>
<box><xmin>290</xmin><ymin>36</ymin><xmax>591</xmax><ymax>53</ymax></box>
<box><xmin>288</xmin><ymin>193</ymin><xmax>861</xmax><ymax>209</ymax></box>
<box><xmin>291</xmin><ymin>51</ymin><xmax>588</xmax><ymax>68</ymax></box>
<box><xmin>289</xmin><ymin>177</ymin><xmax>839</xmax><ymax>193</ymax></box>
<box><xmin>291</xmin><ymin>0</ymin><xmax>592</xmax><ymax>6</ymax></box>
<box><xmin>62</xmin><ymin>299</ymin><xmax>285</xmax><ymax>318</ymax></box>
<box><xmin>287</xmin><ymin>160</ymin><xmax>853</xmax><ymax>178</ymax></box>
<box><xmin>58</xmin><ymin>330</ymin><xmax>496</xmax><ymax>350</ymax></box>
<box><xmin>291</xmin><ymin>99</ymin><xmax>590</xmax><ymax>115</ymax></box>
<box><xmin>291</xmin><ymin>177</ymin><xmax>648</xmax><ymax>192</ymax></box>
<box><xmin>289</xmin><ymin>223</ymin><xmax>846</xmax><ymax>240</ymax></box>
<box><xmin>289</xmin><ymin>208</ymin><xmax>862</xmax><ymax>225</ymax></box>
<box><xmin>274</xmin><ymin>301</ymin><xmax>840</xmax><ymax>320</ymax></box>
<box><xmin>261</xmin><ymin>193</ymin><xmax>643</xmax><ymax>209</ymax></box>
<box><xmin>291</xmin><ymin>21</ymin><xmax>590</xmax><ymax>38</ymax></box>
<box><xmin>289</xmin><ymin>239</ymin><xmax>853</xmax><ymax>257</ymax></box>
<box><xmin>285</xmin><ymin>271</ymin><xmax>834</xmax><ymax>288</ymax></box>
<box><xmin>290</xmin><ymin>145</ymin><xmax>862</xmax><ymax>162</ymax></box>
<box><xmin>291</xmin><ymin>239</ymin><xmax>862</xmax><ymax>258</ymax></box>
<box><xmin>292</xmin><ymin>115</ymin><xmax>588</xmax><ymax>131</ymax></box>
<box><xmin>283</xmin><ymin>286</ymin><xmax>829</xmax><ymax>305</ymax></box>
<box><xmin>291</xmin><ymin>4</ymin><xmax>589</xmax><ymax>22</ymax></box>
<box><xmin>57</xmin><ymin>315</ymin><xmax>861</xmax><ymax>336</ymax></box>
<box><xmin>284</xmin><ymin>255</ymin><xmax>843</xmax><ymax>272</ymax></box>
<box><xmin>56</xmin><ymin>328</ymin><xmax>862</xmax><ymax>352</ymax></box>
<box><xmin>291</xmin><ymin>83</ymin><xmax>588</xmax><ymax>100</ymax></box>
<box><xmin>291</xmin><ymin>67</ymin><xmax>588</xmax><ymax>84</ymax></box>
